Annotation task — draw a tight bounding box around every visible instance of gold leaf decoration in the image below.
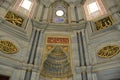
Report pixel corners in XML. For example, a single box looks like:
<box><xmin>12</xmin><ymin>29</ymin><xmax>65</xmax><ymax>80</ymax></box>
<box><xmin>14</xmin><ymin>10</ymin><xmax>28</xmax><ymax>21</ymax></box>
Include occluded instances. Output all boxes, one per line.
<box><xmin>5</xmin><ymin>11</ymin><xmax>24</xmax><ymax>27</ymax></box>
<box><xmin>62</xmin><ymin>46</ymin><xmax>69</xmax><ymax>52</ymax></box>
<box><xmin>95</xmin><ymin>16</ymin><xmax>114</xmax><ymax>30</ymax></box>
<box><xmin>97</xmin><ymin>45</ymin><xmax>120</xmax><ymax>58</ymax></box>
<box><xmin>47</xmin><ymin>45</ymin><xmax>53</xmax><ymax>51</ymax></box>
<box><xmin>0</xmin><ymin>40</ymin><xmax>18</xmax><ymax>54</ymax></box>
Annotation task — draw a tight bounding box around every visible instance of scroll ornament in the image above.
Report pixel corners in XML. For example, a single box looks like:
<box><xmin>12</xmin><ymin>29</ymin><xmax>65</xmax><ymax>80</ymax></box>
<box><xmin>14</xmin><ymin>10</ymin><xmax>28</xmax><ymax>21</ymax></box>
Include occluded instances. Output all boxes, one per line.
<box><xmin>0</xmin><ymin>40</ymin><xmax>18</xmax><ymax>54</ymax></box>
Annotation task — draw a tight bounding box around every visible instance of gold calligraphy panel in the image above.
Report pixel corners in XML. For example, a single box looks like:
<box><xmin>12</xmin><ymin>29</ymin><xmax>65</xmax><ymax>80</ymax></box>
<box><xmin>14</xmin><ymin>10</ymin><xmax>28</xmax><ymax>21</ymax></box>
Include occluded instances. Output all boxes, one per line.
<box><xmin>5</xmin><ymin>11</ymin><xmax>24</xmax><ymax>27</ymax></box>
<box><xmin>97</xmin><ymin>45</ymin><xmax>120</xmax><ymax>58</ymax></box>
<box><xmin>47</xmin><ymin>37</ymin><xmax>69</xmax><ymax>44</ymax></box>
<box><xmin>95</xmin><ymin>16</ymin><xmax>114</xmax><ymax>30</ymax></box>
<box><xmin>0</xmin><ymin>40</ymin><xmax>18</xmax><ymax>54</ymax></box>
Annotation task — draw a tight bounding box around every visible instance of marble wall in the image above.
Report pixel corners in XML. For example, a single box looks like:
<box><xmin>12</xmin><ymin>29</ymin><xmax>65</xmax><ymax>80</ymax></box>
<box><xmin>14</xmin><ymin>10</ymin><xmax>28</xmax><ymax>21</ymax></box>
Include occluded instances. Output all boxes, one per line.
<box><xmin>0</xmin><ymin>0</ymin><xmax>120</xmax><ymax>80</ymax></box>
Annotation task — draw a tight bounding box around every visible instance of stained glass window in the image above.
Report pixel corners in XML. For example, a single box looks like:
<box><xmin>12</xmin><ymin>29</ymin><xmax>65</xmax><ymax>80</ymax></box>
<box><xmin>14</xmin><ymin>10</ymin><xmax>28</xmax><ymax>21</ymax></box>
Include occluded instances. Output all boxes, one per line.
<box><xmin>55</xmin><ymin>18</ymin><xmax>64</xmax><ymax>22</ymax></box>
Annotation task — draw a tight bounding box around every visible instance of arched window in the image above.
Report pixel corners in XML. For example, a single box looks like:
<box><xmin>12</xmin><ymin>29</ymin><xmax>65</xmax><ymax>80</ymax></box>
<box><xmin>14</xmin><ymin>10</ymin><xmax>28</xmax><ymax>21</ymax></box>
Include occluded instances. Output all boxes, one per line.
<box><xmin>49</xmin><ymin>1</ymin><xmax>69</xmax><ymax>23</ymax></box>
<box><xmin>84</xmin><ymin>0</ymin><xmax>107</xmax><ymax>20</ymax></box>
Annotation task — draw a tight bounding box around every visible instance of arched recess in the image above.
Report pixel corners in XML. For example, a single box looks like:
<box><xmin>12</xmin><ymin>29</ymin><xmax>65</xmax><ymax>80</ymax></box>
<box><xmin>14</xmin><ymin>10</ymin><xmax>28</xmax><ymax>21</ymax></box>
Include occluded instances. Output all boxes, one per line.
<box><xmin>48</xmin><ymin>0</ymin><xmax>69</xmax><ymax>23</ymax></box>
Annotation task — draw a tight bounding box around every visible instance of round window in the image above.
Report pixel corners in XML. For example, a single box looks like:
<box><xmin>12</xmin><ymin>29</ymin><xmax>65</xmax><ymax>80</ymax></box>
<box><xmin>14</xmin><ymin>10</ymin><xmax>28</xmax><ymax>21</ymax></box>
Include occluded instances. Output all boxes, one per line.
<box><xmin>56</xmin><ymin>10</ymin><xmax>64</xmax><ymax>16</ymax></box>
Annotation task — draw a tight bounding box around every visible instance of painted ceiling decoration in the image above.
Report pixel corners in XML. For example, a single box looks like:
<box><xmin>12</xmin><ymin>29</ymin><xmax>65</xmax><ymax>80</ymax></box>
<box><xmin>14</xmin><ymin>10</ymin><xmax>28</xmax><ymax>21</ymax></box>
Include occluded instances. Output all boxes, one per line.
<box><xmin>97</xmin><ymin>45</ymin><xmax>120</xmax><ymax>58</ymax></box>
<box><xmin>40</xmin><ymin>46</ymin><xmax>73</xmax><ymax>78</ymax></box>
<box><xmin>0</xmin><ymin>40</ymin><xmax>18</xmax><ymax>54</ymax></box>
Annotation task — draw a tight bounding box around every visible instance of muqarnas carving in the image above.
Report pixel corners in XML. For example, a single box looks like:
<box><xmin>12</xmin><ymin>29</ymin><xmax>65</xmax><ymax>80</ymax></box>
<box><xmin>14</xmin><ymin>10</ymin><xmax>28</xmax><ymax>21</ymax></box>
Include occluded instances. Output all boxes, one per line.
<box><xmin>95</xmin><ymin>16</ymin><xmax>114</xmax><ymax>30</ymax></box>
<box><xmin>5</xmin><ymin>11</ymin><xmax>24</xmax><ymax>27</ymax></box>
<box><xmin>97</xmin><ymin>45</ymin><xmax>120</xmax><ymax>58</ymax></box>
<box><xmin>40</xmin><ymin>46</ymin><xmax>72</xmax><ymax>78</ymax></box>
<box><xmin>0</xmin><ymin>40</ymin><xmax>18</xmax><ymax>54</ymax></box>
<box><xmin>41</xmin><ymin>36</ymin><xmax>72</xmax><ymax>78</ymax></box>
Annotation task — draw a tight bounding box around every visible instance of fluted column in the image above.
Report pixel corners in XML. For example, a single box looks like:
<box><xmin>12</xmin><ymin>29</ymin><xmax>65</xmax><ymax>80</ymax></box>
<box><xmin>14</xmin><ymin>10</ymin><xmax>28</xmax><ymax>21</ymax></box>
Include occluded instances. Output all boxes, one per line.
<box><xmin>76</xmin><ymin>30</ymin><xmax>87</xmax><ymax>66</ymax></box>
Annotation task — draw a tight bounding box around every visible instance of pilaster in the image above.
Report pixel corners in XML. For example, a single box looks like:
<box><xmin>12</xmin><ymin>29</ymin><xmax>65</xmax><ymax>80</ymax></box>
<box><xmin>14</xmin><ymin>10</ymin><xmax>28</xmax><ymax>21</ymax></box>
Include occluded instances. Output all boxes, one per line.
<box><xmin>35</xmin><ymin>4</ymin><xmax>43</xmax><ymax>21</ymax></box>
<box><xmin>43</xmin><ymin>7</ymin><xmax>49</xmax><ymax>22</ymax></box>
<box><xmin>70</xmin><ymin>4</ymin><xmax>76</xmax><ymax>23</ymax></box>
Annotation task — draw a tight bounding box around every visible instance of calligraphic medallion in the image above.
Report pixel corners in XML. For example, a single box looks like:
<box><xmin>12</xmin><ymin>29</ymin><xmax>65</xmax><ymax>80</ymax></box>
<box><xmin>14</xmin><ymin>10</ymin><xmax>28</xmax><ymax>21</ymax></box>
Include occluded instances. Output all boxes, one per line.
<box><xmin>0</xmin><ymin>40</ymin><xmax>18</xmax><ymax>54</ymax></box>
<box><xmin>97</xmin><ymin>45</ymin><xmax>120</xmax><ymax>58</ymax></box>
<box><xmin>5</xmin><ymin>11</ymin><xmax>24</xmax><ymax>27</ymax></box>
<box><xmin>95</xmin><ymin>16</ymin><xmax>114</xmax><ymax>30</ymax></box>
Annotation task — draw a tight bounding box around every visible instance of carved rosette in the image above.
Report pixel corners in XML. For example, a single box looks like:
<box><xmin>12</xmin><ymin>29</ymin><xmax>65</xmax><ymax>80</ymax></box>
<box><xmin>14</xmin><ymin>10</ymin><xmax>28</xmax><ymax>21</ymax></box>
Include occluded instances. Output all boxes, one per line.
<box><xmin>0</xmin><ymin>40</ymin><xmax>18</xmax><ymax>54</ymax></box>
<box><xmin>97</xmin><ymin>45</ymin><xmax>120</xmax><ymax>58</ymax></box>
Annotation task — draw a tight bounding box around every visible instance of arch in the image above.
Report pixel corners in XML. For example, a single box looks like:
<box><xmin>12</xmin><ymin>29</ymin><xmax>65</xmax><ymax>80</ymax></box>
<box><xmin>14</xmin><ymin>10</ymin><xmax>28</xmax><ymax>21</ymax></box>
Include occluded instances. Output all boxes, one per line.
<box><xmin>48</xmin><ymin>0</ymin><xmax>69</xmax><ymax>23</ymax></box>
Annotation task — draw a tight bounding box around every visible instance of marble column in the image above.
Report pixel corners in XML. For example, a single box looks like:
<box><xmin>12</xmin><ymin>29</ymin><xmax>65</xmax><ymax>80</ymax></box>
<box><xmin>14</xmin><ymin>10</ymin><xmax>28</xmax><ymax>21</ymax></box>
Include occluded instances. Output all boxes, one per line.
<box><xmin>70</xmin><ymin>4</ymin><xmax>76</xmax><ymax>23</ymax></box>
<box><xmin>77</xmin><ymin>5</ymin><xmax>84</xmax><ymax>23</ymax></box>
<box><xmin>43</xmin><ymin>7</ymin><xmax>49</xmax><ymax>22</ymax></box>
<box><xmin>92</xmin><ymin>73</ymin><xmax>98</xmax><ymax>80</ymax></box>
<box><xmin>35</xmin><ymin>4</ymin><xmax>43</xmax><ymax>21</ymax></box>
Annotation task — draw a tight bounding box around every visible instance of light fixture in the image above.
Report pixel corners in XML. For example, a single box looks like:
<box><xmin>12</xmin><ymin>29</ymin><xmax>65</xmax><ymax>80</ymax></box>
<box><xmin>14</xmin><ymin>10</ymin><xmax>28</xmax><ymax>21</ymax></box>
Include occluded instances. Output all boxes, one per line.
<box><xmin>56</xmin><ymin>10</ymin><xmax>64</xmax><ymax>16</ymax></box>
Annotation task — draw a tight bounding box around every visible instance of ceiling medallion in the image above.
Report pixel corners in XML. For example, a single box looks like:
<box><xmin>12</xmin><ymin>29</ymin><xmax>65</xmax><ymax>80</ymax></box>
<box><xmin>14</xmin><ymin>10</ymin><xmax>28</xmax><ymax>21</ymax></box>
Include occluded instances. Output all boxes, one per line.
<box><xmin>97</xmin><ymin>45</ymin><xmax>120</xmax><ymax>58</ymax></box>
<box><xmin>0</xmin><ymin>40</ymin><xmax>18</xmax><ymax>54</ymax></box>
<box><xmin>56</xmin><ymin>10</ymin><xmax>64</xmax><ymax>16</ymax></box>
